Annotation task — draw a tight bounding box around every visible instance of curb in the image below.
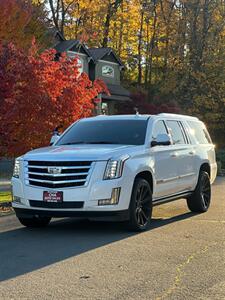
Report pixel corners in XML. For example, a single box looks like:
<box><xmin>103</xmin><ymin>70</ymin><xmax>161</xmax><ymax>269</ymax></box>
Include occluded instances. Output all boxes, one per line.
<box><xmin>0</xmin><ymin>181</ymin><xmax>11</xmax><ymax>186</ymax></box>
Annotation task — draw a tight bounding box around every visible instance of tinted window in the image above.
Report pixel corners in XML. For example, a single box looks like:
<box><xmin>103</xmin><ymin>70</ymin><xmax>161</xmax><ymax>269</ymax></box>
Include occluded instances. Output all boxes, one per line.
<box><xmin>152</xmin><ymin>121</ymin><xmax>168</xmax><ymax>139</ymax></box>
<box><xmin>167</xmin><ymin>120</ymin><xmax>186</xmax><ymax>144</ymax></box>
<box><xmin>57</xmin><ymin>119</ymin><xmax>148</xmax><ymax>146</ymax></box>
<box><xmin>187</xmin><ymin>121</ymin><xmax>212</xmax><ymax>144</ymax></box>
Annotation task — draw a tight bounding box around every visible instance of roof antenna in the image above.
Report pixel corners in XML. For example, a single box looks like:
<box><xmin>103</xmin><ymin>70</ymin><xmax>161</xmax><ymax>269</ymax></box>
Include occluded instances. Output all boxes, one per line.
<box><xmin>134</xmin><ymin>107</ymin><xmax>139</xmax><ymax>116</ymax></box>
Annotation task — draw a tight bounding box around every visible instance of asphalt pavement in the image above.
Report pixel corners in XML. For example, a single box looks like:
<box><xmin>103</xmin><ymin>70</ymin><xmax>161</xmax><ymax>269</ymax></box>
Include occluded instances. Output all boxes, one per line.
<box><xmin>0</xmin><ymin>178</ymin><xmax>224</xmax><ymax>299</ymax></box>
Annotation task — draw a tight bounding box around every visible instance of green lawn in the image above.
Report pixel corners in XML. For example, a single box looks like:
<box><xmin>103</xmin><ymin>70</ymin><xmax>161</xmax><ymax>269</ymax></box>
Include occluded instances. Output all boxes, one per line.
<box><xmin>0</xmin><ymin>191</ymin><xmax>12</xmax><ymax>203</ymax></box>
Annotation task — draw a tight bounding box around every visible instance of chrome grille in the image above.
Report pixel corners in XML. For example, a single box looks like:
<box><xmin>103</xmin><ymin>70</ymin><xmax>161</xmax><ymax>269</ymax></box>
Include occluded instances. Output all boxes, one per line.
<box><xmin>25</xmin><ymin>161</ymin><xmax>93</xmax><ymax>188</ymax></box>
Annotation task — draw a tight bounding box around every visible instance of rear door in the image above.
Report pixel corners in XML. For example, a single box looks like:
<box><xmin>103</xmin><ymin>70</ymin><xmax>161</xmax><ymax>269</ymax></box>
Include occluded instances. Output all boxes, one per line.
<box><xmin>165</xmin><ymin>120</ymin><xmax>196</xmax><ymax>193</ymax></box>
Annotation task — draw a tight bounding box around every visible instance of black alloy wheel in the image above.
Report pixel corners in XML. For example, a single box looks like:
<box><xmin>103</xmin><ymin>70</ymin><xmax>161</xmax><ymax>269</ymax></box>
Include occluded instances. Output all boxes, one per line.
<box><xmin>127</xmin><ymin>178</ymin><xmax>152</xmax><ymax>231</ymax></box>
<box><xmin>187</xmin><ymin>171</ymin><xmax>211</xmax><ymax>213</ymax></box>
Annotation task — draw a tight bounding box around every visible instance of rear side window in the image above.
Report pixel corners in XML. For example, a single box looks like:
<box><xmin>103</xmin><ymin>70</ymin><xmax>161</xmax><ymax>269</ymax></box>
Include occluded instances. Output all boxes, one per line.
<box><xmin>187</xmin><ymin>121</ymin><xmax>212</xmax><ymax>144</ymax></box>
<box><xmin>166</xmin><ymin>120</ymin><xmax>186</xmax><ymax>144</ymax></box>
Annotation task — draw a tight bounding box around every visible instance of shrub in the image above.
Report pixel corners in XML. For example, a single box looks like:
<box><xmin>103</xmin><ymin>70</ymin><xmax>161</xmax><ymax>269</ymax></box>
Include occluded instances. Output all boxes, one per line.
<box><xmin>216</xmin><ymin>150</ymin><xmax>225</xmax><ymax>171</ymax></box>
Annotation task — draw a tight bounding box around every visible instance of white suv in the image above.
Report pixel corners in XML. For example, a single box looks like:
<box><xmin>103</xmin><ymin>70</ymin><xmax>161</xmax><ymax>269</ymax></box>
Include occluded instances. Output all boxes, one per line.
<box><xmin>12</xmin><ymin>114</ymin><xmax>217</xmax><ymax>231</ymax></box>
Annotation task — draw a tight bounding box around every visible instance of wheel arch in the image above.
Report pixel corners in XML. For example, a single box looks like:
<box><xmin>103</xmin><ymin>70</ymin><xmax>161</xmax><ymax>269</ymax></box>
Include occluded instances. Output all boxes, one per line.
<box><xmin>134</xmin><ymin>170</ymin><xmax>154</xmax><ymax>193</ymax></box>
<box><xmin>200</xmin><ymin>162</ymin><xmax>211</xmax><ymax>177</ymax></box>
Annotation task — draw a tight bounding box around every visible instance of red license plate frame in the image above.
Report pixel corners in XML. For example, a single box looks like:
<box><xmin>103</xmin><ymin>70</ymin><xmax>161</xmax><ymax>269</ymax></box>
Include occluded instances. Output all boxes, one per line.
<box><xmin>43</xmin><ymin>191</ymin><xmax>63</xmax><ymax>203</ymax></box>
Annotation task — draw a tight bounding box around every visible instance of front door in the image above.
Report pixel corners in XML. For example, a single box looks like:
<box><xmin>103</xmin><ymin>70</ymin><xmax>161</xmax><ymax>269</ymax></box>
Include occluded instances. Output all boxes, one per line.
<box><xmin>150</xmin><ymin>120</ymin><xmax>181</xmax><ymax>199</ymax></box>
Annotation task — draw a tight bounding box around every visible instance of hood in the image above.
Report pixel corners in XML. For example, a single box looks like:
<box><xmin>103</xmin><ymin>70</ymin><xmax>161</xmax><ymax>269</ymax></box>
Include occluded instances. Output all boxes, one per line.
<box><xmin>24</xmin><ymin>144</ymin><xmax>141</xmax><ymax>161</ymax></box>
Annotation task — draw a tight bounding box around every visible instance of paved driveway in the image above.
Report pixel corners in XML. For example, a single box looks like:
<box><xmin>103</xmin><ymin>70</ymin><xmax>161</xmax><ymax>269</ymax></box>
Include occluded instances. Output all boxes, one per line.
<box><xmin>0</xmin><ymin>178</ymin><xmax>224</xmax><ymax>299</ymax></box>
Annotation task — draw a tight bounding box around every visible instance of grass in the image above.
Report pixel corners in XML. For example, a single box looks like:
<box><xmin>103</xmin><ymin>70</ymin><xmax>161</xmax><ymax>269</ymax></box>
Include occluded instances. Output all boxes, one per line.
<box><xmin>0</xmin><ymin>191</ymin><xmax>12</xmax><ymax>203</ymax></box>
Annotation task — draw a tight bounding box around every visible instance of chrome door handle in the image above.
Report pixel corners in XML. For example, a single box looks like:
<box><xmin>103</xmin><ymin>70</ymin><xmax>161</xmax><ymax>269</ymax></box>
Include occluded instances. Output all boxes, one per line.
<box><xmin>171</xmin><ymin>153</ymin><xmax>178</xmax><ymax>158</ymax></box>
<box><xmin>189</xmin><ymin>151</ymin><xmax>195</xmax><ymax>155</ymax></box>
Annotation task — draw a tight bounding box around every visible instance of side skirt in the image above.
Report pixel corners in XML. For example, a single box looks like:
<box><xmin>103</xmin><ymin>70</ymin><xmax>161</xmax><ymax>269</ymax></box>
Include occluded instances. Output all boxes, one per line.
<box><xmin>153</xmin><ymin>191</ymin><xmax>193</xmax><ymax>206</ymax></box>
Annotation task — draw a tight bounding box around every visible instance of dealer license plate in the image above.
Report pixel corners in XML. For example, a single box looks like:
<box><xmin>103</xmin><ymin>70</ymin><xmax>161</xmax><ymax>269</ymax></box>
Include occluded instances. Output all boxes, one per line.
<box><xmin>43</xmin><ymin>191</ymin><xmax>63</xmax><ymax>202</ymax></box>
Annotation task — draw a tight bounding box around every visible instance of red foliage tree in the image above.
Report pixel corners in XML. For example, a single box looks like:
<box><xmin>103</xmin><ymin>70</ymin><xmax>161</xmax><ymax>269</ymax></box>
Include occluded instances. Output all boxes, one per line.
<box><xmin>116</xmin><ymin>91</ymin><xmax>180</xmax><ymax>115</ymax></box>
<box><xmin>0</xmin><ymin>41</ymin><xmax>106</xmax><ymax>157</ymax></box>
<box><xmin>0</xmin><ymin>0</ymin><xmax>50</xmax><ymax>50</ymax></box>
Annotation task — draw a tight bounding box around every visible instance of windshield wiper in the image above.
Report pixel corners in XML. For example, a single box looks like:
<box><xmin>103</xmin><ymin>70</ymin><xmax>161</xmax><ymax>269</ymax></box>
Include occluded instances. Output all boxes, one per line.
<box><xmin>88</xmin><ymin>141</ymin><xmax>120</xmax><ymax>144</ymax></box>
<box><xmin>59</xmin><ymin>142</ymin><xmax>88</xmax><ymax>145</ymax></box>
<box><xmin>60</xmin><ymin>141</ymin><xmax>121</xmax><ymax>145</ymax></box>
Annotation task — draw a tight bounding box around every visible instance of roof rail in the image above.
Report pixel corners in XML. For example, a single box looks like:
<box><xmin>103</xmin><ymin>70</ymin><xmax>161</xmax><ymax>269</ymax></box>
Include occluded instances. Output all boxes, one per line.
<box><xmin>158</xmin><ymin>113</ymin><xmax>199</xmax><ymax>120</ymax></box>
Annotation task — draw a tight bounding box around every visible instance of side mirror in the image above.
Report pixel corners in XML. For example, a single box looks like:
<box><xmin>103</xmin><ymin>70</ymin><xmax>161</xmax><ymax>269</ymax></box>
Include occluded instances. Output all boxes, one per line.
<box><xmin>50</xmin><ymin>134</ymin><xmax>60</xmax><ymax>146</ymax></box>
<box><xmin>151</xmin><ymin>133</ymin><xmax>172</xmax><ymax>147</ymax></box>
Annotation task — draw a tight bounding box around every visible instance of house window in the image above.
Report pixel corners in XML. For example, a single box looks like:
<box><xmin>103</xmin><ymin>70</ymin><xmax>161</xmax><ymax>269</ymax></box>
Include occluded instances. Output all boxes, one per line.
<box><xmin>67</xmin><ymin>51</ymin><xmax>84</xmax><ymax>74</ymax></box>
<box><xmin>102</xmin><ymin>65</ymin><xmax>114</xmax><ymax>78</ymax></box>
<box><xmin>77</xmin><ymin>57</ymin><xmax>84</xmax><ymax>74</ymax></box>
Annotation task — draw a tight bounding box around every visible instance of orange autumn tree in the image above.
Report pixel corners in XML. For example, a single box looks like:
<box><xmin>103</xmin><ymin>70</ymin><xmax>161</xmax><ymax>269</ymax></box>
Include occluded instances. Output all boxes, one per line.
<box><xmin>0</xmin><ymin>41</ymin><xmax>106</xmax><ymax>157</ymax></box>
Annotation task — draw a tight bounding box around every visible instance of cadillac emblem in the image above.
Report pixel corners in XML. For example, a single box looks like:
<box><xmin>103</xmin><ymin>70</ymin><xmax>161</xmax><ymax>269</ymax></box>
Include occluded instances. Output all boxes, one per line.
<box><xmin>48</xmin><ymin>167</ymin><xmax>62</xmax><ymax>174</ymax></box>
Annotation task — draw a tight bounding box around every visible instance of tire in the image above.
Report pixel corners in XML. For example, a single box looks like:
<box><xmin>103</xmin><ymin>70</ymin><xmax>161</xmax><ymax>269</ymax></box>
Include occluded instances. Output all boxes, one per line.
<box><xmin>18</xmin><ymin>216</ymin><xmax>51</xmax><ymax>228</ymax></box>
<box><xmin>127</xmin><ymin>178</ymin><xmax>153</xmax><ymax>231</ymax></box>
<box><xmin>187</xmin><ymin>171</ymin><xmax>211</xmax><ymax>213</ymax></box>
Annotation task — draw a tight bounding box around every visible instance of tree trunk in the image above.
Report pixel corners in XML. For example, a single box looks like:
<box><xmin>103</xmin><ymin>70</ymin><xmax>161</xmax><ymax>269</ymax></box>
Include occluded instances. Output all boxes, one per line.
<box><xmin>102</xmin><ymin>4</ymin><xmax>111</xmax><ymax>47</ymax></box>
<box><xmin>138</xmin><ymin>10</ymin><xmax>144</xmax><ymax>85</ymax></box>
<box><xmin>102</xmin><ymin>0</ymin><xmax>123</xmax><ymax>48</ymax></box>
<box><xmin>148</xmin><ymin>1</ymin><xmax>157</xmax><ymax>95</ymax></box>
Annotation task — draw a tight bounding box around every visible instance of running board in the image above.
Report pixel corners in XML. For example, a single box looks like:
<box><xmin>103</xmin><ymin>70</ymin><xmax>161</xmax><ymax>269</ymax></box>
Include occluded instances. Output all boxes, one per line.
<box><xmin>153</xmin><ymin>192</ymin><xmax>192</xmax><ymax>206</ymax></box>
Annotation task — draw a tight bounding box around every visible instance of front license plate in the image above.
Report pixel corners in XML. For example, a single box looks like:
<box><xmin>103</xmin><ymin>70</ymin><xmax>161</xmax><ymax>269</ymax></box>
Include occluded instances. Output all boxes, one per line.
<box><xmin>43</xmin><ymin>191</ymin><xmax>63</xmax><ymax>202</ymax></box>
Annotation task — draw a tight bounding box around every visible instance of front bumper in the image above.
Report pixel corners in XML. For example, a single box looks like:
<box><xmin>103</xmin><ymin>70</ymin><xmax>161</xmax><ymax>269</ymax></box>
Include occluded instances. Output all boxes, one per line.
<box><xmin>11</xmin><ymin>160</ymin><xmax>134</xmax><ymax>219</ymax></box>
<box><xmin>13</xmin><ymin>207</ymin><xmax>129</xmax><ymax>221</ymax></box>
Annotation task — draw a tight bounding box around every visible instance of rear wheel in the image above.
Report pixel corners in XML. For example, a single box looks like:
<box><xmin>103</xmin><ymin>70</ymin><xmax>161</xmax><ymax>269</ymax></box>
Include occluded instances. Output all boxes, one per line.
<box><xmin>187</xmin><ymin>171</ymin><xmax>211</xmax><ymax>213</ymax></box>
<box><xmin>127</xmin><ymin>178</ymin><xmax>152</xmax><ymax>231</ymax></box>
<box><xmin>18</xmin><ymin>216</ymin><xmax>51</xmax><ymax>228</ymax></box>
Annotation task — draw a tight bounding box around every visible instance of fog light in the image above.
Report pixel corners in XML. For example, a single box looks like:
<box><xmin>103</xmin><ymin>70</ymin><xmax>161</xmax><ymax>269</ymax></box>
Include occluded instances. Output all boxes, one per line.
<box><xmin>98</xmin><ymin>188</ymin><xmax>121</xmax><ymax>206</ymax></box>
<box><xmin>13</xmin><ymin>196</ymin><xmax>21</xmax><ymax>203</ymax></box>
<box><xmin>98</xmin><ymin>199</ymin><xmax>112</xmax><ymax>206</ymax></box>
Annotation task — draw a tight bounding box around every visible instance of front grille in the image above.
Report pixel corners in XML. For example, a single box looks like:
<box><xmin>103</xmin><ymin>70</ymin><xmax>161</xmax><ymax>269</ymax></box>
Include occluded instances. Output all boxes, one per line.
<box><xmin>25</xmin><ymin>161</ymin><xmax>93</xmax><ymax>188</ymax></box>
<box><xmin>29</xmin><ymin>200</ymin><xmax>84</xmax><ymax>209</ymax></box>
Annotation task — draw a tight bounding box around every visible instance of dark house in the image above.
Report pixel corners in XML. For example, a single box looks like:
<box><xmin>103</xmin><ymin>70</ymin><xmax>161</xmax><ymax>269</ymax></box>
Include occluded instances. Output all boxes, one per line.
<box><xmin>54</xmin><ymin>39</ymin><xmax>131</xmax><ymax>114</ymax></box>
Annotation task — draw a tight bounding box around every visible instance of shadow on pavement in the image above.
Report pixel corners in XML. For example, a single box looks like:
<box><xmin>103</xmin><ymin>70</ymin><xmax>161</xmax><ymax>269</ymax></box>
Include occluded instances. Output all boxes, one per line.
<box><xmin>0</xmin><ymin>211</ymin><xmax>195</xmax><ymax>282</ymax></box>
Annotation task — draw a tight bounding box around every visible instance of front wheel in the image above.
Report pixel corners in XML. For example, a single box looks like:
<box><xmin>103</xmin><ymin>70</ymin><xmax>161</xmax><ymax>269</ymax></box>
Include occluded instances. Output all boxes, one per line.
<box><xmin>187</xmin><ymin>171</ymin><xmax>211</xmax><ymax>213</ymax></box>
<box><xmin>18</xmin><ymin>216</ymin><xmax>51</xmax><ymax>228</ymax></box>
<box><xmin>127</xmin><ymin>178</ymin><xmax>152</xmax><ymax>231</ymax></box>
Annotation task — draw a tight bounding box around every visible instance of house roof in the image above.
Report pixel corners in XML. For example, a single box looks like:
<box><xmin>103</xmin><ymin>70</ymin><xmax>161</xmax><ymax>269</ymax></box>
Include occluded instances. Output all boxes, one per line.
<box><xmin>54</xmin><ymin>40</ymin><xmax>80</xmax><ymax>52</ymax></box>
<box><xmin>88</xmin><ymin>48</ymin><xmax>124</xmax><ymax>66</ymax></box>
<box><xmin>54</xmin><ymin>40</ymin><xmax>124</xmax><ymax>66</ymax></box>
<box><xmin>102</xmin><ymin>84</ymin><xmax>131</xmax><ymax>102</ymax></box>
<box><xmin>48</xmin><ymin>28</ymin><xmax>65</xmax><ymax>41</ymax></box>
<box><xmin>88</xmin><ymin>48</ymin><xmax>111</xmax><ymax>60</ymax></box>
<box><xmin>102</xmin><ymin>95</ymin><xmax>131</xmax><ymax>102</ymax></box>
<box><xmin>54</xmin><ymin>40</ymin><xmax>93</xmax><ymax>58</ymax></box>
<box><xmin>107</xmin><ymin>84</ymin><xmax>130</xmax><ymax>97</ymax></box>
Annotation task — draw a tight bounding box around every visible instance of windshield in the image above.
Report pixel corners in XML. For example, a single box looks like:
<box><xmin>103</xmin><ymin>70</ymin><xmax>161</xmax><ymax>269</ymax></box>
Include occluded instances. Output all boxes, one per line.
<box><xmin>57</xmin><ymin>119</ymin><xmax>148</xmax><ymax>146</ymax></box>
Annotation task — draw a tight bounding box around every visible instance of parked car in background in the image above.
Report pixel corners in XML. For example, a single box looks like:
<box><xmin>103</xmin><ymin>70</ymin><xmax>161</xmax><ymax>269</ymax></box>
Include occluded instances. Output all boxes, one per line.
<box><xmin>12</xmin><ymin>114</ymin><xmax>217</xmax><ymax>231</ymax></box>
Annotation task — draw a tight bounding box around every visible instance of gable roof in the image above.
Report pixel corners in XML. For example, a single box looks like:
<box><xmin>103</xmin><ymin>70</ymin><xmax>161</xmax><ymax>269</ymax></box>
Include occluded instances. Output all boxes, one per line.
<box><xmin>54</xmin><ymin>40</ymin><xmax>93</xmax><ymax>58</ymax></box>
<box><xmin>88</xmin><ymin>47</ymin><xmax>124</xmax><ymax>66</ymax></box>
<box><xmin>54</xmin><ymin>41</ymin><xmax>124</xmax><ymax>66</ymax></box>
<box><xmin>54</xmin><ymin>40</ymin><xmax>80</xmax><ymax>52</ymax></box>
<box><xmin>88</xmin><ymin>48</ymin><xmax>111</xmax><ymax>61</ymax></box>
<box><xmin>48</xmin><ymin>28</ymin><xmax>65</xmax><ymax>41</ymax></box>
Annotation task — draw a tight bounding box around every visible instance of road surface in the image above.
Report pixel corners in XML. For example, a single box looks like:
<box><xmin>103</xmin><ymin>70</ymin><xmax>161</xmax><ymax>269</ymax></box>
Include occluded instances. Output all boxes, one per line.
<box><xmin>0</xmin><ymin>178</ymin><xmax>225</xmax><ymax>299</ymax></box>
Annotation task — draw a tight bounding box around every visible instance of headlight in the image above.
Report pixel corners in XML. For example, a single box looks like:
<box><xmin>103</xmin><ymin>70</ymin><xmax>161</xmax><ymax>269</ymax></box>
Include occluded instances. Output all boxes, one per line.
<box><xmin>103</xmin><ymin>155</ymin><xmax>129</xmax><ymax>180</ymax></box>
<box><xmin>13</xmin><ymin>158</ymin><xmax>21</xmax><ymax>178</ymax></box>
